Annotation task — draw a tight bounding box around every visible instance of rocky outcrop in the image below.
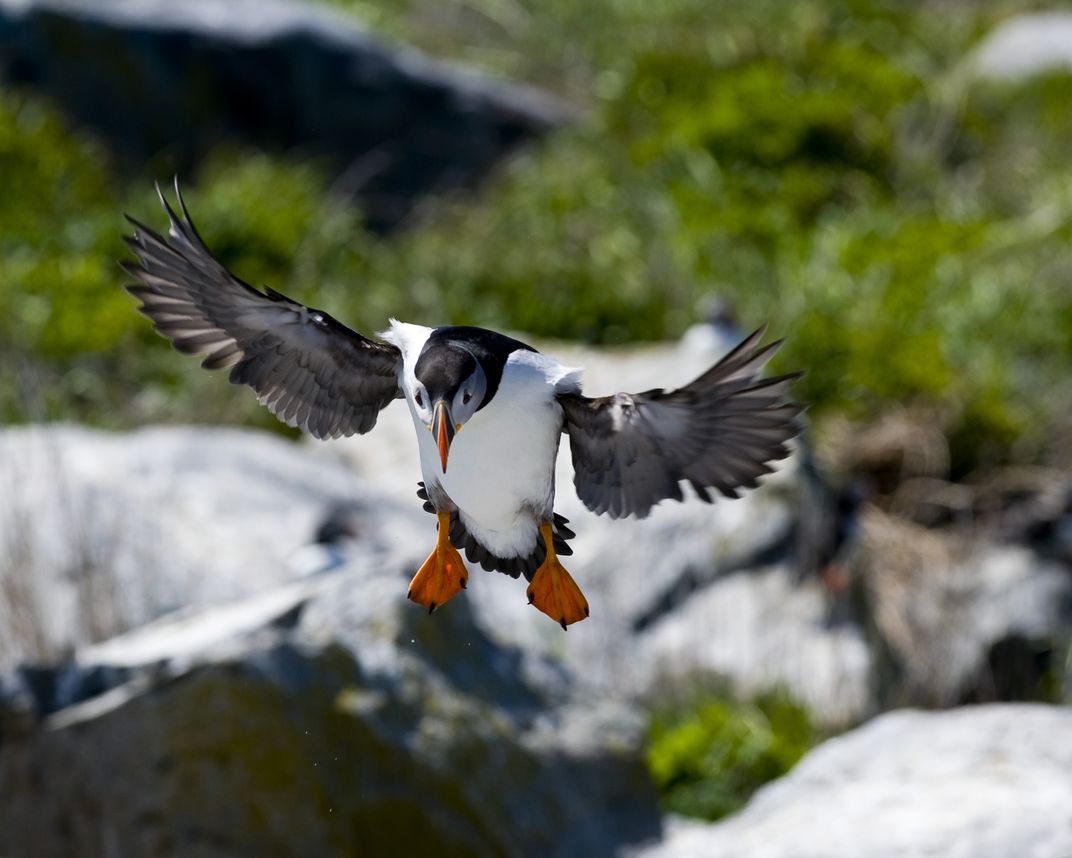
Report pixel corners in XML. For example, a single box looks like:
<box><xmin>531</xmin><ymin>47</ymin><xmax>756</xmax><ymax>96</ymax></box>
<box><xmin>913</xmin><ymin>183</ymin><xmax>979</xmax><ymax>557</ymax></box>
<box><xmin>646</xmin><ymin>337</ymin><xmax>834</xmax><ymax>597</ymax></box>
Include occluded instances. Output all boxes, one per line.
<box><xmin>0</xmin><ymin>421</ymin><xmax>873</xmax><ymax>726</ymax></box>
<box><xmin>0</xmin><ymin>562</ymin><xmax>661</xmax><ymax>857</ymax></box>
<box><xmin>0</xmin><ymin>0</ymin><xmax>571</xmax><ymax>230</ymax></box>
<box><xmin>0</xmin><ymin>424</ymin><xmax>419</xmax><ymax>668</ymax></box>
<box><xmin>637</xmin><ymin>704</ymin><xmax>1072</xmax><ymax>858</ymax></box>
<box><xmin>0</xmin><ymin>326</ymin><xmax>881</xmax><ymax>725</ymax></box>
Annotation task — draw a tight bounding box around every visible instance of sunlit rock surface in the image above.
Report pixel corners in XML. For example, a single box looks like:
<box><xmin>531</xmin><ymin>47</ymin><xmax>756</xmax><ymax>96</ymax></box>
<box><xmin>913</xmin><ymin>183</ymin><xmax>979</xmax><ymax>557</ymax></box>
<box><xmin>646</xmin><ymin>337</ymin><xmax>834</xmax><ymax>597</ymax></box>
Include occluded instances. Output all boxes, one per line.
<box><xmin>636</xmin><ymin>704</ymin><xmax>1072</xmax><ymax>858</ymax></box>
<box><xmin>0</xmin><ymin>424</ymin><xmax>421</xmax><ymax>668</ymax></box>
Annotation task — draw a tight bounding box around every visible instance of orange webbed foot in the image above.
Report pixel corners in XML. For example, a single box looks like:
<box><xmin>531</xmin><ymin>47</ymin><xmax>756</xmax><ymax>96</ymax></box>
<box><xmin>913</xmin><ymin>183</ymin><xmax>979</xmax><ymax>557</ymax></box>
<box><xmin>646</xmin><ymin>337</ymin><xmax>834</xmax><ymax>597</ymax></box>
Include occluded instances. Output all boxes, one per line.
<box><xmin>526</xmin><ymin>523</ymin><xmax>589</xmax><ymax>630</ymax></box>
<box><xmin>408</xmin><ymin>511</ymin><xmax>469</xmax><ymax>613</ymax></box>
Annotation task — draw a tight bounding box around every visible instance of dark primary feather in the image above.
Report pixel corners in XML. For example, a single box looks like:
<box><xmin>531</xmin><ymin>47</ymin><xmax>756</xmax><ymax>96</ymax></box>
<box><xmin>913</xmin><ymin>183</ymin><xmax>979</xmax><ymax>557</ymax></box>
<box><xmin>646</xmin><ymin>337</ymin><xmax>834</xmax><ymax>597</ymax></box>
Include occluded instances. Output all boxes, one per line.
<box><xmin>122</xmin><ymin>180</ymin><xmax>403</xmax><ymax>439</ymax></box>
<box><xmin>559</xmin><ymin>327</ymin><xmax>804</xmax><ymax>519</ymax></box>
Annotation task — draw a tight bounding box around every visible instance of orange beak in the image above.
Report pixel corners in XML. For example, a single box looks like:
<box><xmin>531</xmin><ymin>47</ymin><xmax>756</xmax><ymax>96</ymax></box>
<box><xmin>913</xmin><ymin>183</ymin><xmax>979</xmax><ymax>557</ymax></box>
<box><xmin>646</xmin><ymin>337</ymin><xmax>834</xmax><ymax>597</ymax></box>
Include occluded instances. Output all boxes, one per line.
<box><xmin>432</xmin><ymin>400</ymin><xmax>456</xmax><ymax>472</ymax></box>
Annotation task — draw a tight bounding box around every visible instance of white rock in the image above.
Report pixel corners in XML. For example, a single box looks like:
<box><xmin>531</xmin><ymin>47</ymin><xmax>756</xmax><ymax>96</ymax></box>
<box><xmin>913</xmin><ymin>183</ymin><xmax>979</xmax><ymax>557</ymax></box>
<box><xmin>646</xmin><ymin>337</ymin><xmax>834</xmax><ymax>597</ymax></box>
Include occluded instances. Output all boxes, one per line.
<box><xmin>0</xmin><ymin>424</ymin><xmax>423</xmax><ymax>667</ymax></box>
<box><xmin>636</xmin><ymin>563</ymin><xmax>872</xmax><ymax>723</ymax></box>
<box><xmin>637</xmin><ymin>704</ymin><xmax>1072</xmax><ymax>858</ymax></box>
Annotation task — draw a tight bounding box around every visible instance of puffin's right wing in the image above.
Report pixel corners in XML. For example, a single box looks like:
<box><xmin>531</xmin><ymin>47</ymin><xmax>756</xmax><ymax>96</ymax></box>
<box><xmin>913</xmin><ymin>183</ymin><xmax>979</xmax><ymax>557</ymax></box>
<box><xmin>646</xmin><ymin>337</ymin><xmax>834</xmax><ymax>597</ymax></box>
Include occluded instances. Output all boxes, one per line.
<box><xmin>122</xmin><ymin>181</ymin><xmax>402</xmax><ymax>439</ymax></box>
<box><xmin>558</xmin><ymin>327</ymin><xmax>803</xmax><ymax>519</ymax></box>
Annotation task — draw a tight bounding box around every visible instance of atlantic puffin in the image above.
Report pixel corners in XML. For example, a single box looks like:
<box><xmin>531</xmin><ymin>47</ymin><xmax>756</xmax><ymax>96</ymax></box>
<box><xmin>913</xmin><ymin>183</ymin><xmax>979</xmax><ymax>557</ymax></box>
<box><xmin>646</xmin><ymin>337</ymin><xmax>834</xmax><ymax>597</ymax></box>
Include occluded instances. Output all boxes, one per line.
<box><xmin>122</xmin><ymin>182</ymin><xmax>804</xmax><ymax>629</ymax></box>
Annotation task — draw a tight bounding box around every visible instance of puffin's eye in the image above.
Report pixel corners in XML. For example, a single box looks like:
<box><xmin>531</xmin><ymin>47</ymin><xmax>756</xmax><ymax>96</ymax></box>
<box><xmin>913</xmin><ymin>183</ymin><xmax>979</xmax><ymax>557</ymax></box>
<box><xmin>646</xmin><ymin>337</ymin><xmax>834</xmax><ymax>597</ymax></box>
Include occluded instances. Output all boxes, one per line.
<box><xmin>463</xmin><ymin>391</ymin><xmax>472</xmax><ymax>405</ymax></box>
<box><xmin>415</xmin><ymin>391</ymin><xmax>424</xmax><ymax>407</ymax></box>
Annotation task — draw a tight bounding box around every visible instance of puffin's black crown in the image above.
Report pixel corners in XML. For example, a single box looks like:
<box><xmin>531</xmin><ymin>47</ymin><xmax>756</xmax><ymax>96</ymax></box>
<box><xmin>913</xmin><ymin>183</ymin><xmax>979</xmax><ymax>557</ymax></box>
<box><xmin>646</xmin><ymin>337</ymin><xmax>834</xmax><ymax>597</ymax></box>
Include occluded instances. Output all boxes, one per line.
<box><xmin>415</xmin><ymin>326</ymin><xmax>536</xmax><ymax>411</ymax></box>
<box><xmin>414</xmin><ymin>343</ymin><xmax>477</xmax><ymax>402</ymax></box>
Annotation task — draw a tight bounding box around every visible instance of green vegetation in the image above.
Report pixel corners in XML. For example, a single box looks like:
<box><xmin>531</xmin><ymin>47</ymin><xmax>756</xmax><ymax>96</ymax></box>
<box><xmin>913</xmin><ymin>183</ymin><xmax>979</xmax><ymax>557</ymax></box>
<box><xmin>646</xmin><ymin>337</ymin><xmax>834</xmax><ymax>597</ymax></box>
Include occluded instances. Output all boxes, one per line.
<box><xmin>0</xmin><ymin>0</ymin><xmax>1069</xmax><ymax>472</ymax></box>
<box><xmin>646</xmin><ymin>688</ymin><xmax>817</xmax><ymax>821</ymax></box>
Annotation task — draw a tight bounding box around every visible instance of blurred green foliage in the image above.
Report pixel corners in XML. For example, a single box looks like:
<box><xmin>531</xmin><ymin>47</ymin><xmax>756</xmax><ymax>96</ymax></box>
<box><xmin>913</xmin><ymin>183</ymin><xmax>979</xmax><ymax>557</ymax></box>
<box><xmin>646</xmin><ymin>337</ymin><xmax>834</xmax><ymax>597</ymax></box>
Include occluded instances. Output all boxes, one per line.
<box><xmin>0</xmin><ymin>0</ymin><xmax>1070</xmax><ymax>472</ymax></box>
<box><xmin>646</xmin><ymin>688</ymin><xmax>817</xmax><ymax>821</ymax></box>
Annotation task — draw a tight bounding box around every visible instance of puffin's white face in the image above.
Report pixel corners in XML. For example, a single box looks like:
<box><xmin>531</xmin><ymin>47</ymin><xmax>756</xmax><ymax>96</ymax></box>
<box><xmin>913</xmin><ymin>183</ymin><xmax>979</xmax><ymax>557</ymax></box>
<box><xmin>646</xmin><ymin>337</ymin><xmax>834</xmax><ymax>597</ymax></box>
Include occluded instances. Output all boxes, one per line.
<box><xmin>412</xmin><ymin>349</ymin><xmax>488</xmax><ymax>471</ymax></box>
<box><xmin>410</xmin><ymin>362</ymin><xmax>486</xmax><ymax>427</ymax></box>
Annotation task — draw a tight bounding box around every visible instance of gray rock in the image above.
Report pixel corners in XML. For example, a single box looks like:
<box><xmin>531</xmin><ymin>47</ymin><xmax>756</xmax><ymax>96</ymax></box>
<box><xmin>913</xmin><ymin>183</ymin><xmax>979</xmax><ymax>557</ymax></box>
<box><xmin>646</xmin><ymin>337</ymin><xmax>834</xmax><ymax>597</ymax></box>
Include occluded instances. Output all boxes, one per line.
<box><xmin>855</xmin><ymin>509</ymin><xmax>1072</xmax><ymax>708</ymax></box>
<box><xmin>0</xmin><ymin>560</ymin><xmax>661</xmax><ymax>857</ymax></box>
<box><xmin>636</xmin><ymin>704</ymin><xmax>1072</xmax><ymax>858</ymax></box>
<box><xmin>969</xmin><ymin>12</ymin><xmax>1072</xmax><ymax>82</ymax></box>
<box><xmin>0</xmin><ymin>0</ymin><xmax>571</xmax><ymax>231</ymax></box>
<box><xmin>633</xmin><ymin>562</ymin><xmax>872</xmax><ymax>724</ymax></box>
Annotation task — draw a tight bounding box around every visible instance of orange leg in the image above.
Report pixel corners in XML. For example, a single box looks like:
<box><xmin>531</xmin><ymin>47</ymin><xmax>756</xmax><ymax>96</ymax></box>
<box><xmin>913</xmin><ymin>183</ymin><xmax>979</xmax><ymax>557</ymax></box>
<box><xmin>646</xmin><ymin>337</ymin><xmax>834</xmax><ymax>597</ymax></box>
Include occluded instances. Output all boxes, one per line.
<box><xmin>408</xmin><ymin>511</ymin><xmax>469</xmax><ymax>614</ymax></box>
<box><xmin>526</xmin><ymin>522</ymin><xmax>590</xmax><ymax>630</ymax></box>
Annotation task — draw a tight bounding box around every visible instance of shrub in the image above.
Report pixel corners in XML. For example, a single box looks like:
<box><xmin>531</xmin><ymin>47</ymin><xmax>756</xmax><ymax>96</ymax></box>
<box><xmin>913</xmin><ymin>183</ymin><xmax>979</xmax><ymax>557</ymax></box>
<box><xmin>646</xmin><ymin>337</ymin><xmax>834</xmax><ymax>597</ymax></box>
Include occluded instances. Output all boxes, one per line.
<box><xmin>646</xmin><ymin>688</ymin><xmax>817</xmax><ymax>821</ymax></box>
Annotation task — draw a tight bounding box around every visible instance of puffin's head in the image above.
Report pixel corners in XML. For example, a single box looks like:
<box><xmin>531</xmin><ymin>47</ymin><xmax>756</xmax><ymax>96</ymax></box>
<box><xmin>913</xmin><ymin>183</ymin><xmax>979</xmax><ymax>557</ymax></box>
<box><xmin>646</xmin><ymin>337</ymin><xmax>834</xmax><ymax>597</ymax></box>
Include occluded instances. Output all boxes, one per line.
<box><xmin>412</xmin><ymin>344</ymin><xmax>488</xmax><ymax>471</ymax></box>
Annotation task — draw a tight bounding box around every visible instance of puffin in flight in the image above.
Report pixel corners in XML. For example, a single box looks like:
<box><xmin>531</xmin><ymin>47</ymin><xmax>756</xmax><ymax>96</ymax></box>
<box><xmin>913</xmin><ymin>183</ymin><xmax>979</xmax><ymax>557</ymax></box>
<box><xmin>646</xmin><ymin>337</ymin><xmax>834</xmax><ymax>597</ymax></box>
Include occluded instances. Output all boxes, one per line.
<box><xmin>123</xmin><ymin>182</ymin><xmax>804</xmax><ymax>629</ymax></box>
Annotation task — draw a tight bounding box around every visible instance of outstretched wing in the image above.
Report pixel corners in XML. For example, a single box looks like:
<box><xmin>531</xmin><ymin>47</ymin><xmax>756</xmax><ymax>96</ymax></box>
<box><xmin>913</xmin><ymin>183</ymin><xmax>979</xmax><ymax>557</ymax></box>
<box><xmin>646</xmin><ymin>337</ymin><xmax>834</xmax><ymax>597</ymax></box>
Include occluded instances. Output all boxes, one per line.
<box><xmin>558</xmin><ymin>327</ymin><xmax>803</xmax><ymax>519</ymax></box>
<box><xmin>122</xmin><ymin>180</ymin><xmax>403</xmax><ymax>439</ymax></box>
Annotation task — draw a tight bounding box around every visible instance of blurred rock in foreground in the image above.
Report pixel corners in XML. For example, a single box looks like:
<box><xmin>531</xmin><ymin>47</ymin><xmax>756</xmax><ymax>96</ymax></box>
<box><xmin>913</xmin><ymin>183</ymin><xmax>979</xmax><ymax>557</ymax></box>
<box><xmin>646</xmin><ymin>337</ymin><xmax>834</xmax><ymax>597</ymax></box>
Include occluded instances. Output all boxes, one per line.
<box><xmin>0</xmin><ymin>0</ymin><xmax>570</xmax><ymax>231</ymax></box>
<box><xmin>0</xmin><ymin>326</ymin><xmax>878</xmax><ymax>726</ymax></box>
<box><xmin>0</xmin><ymin>563</ymin><xmax>660</xmax><ymax>857</ymax></box>
<box><xmin>637</xmin><ymin>704</ymin><xmax>1072</xmax><ymax>858</ymax></box>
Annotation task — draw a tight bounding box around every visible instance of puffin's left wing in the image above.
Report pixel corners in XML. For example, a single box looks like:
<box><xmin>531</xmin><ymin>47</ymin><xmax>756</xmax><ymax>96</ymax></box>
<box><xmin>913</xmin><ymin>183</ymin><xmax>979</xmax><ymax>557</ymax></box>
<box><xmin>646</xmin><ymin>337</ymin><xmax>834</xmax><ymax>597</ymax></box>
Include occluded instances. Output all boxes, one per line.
<box><xmin>123</xmin><ymin>181</ymin><xmax>402</xmax><ymax>439</ymax></box>
<box><xmin>558</xmin><ymin>327</ymin><xmax>803</xmax><ymax>519</ymax></box>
